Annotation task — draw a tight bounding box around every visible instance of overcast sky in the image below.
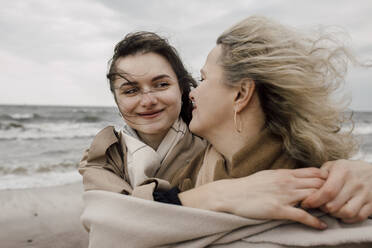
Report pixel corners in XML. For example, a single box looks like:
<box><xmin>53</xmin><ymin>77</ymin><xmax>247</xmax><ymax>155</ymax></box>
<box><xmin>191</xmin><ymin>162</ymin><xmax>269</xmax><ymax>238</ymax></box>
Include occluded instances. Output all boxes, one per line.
<box><xmin>1</xmin><ymin>0</ymin><xmax>371</xmax><ymax>110</ymax></box>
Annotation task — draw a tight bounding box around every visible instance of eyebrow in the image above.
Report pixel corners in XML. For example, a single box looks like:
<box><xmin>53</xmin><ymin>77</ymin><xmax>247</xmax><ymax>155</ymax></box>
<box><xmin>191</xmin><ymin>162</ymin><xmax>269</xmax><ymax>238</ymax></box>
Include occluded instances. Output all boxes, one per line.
<box><xmin>116</xmin><ymin>74</ymin><xmax>172</xmax><ymax>88</ymax></box>
<box><xmin>151</xmin><ymin>74</ymin><xmax>171</xmax><ymax>82</ymax></box>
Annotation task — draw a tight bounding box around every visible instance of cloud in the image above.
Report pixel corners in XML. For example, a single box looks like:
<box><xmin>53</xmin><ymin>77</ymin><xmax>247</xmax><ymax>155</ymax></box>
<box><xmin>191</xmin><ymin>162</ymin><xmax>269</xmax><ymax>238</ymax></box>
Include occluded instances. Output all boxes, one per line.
<box><xmin>0</xmin><ymin>0</ymin><xmax>371</xmax><ymax>110</ymax></box>
<box><xmin>0</xmin><ymin>0</ymin><xmax>120</xmax><ymax>62</ymax></box>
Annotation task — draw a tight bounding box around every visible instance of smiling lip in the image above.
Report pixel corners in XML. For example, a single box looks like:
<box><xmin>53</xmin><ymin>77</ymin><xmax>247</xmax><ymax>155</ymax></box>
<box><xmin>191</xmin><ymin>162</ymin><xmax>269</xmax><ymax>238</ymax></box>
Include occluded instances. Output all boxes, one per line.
<box><xmin>137</xmin><ymin>109</ymin><xmax>164</xmax><ymax>119</ymax></box>
<box><xmin>191</xmin><ymin>101</ymin><xmax>196</xmax><ymax>110</ymax></box>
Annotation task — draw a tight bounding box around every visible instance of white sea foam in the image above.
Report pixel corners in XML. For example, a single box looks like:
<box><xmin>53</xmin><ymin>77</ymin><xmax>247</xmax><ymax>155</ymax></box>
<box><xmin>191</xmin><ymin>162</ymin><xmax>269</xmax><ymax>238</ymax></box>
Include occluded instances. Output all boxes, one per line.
<box><xmin>353</xmin><ymin>124</ymin><xmax>372</xmax><ymax>135</ymax></box>
<box><xmin>0</xmin><ymin>170</ymin><xmax>82</xmax><ymax>190</ymax></box>
<box><xmin>0</xmin><ymin>122</ymin><xmax>101</xmax><ymax>140</ymax></box>
<box><xmin>9</xmin><ymin>113</ymin><xmax>36</xmax><ymax>120</ymax></box>
<box><xmin>351</xmin><ymin>150</ymin><xmax>372</xmax><ymax>163</ymax></box>
<box><xmin>341</xmin><ymin>123</ymin><xmax>372</xmax><ymax>136</ymax></box>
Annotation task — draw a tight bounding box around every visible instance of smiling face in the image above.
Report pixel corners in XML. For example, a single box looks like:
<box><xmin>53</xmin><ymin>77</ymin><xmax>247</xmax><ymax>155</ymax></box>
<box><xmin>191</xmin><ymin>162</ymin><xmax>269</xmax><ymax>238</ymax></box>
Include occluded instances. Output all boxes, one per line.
<box><xmin>113</xmin><ymin>52</ymin><xmax>182</xmax><ymax>138</ymax></box>
<box><xmin>189</xmin><ymin>45</ymin><xmax>236</xmax><ymax>139</ymax></box>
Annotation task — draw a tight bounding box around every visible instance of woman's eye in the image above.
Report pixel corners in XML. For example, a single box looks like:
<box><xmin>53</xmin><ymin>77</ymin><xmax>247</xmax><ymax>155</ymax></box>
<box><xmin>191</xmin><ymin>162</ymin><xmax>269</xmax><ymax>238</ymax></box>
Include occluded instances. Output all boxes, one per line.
<box><xmin>122</xmin><ymin>87</ymin><xmax>139</xmax><ymax>95</ymax></box>
<box><xmin>198</xmin><ymin>77</ymin><xmax>205</xmax><ymax>83</ymax></box>
<box><xmin>155</xmin><ymin>81</ymin><xmax>170</xmax><ymax>88</ymax></box>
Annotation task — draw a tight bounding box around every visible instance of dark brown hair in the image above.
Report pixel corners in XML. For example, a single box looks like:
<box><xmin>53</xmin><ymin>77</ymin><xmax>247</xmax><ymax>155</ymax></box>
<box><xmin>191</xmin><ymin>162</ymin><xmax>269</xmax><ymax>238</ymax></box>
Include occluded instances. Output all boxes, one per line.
<box><xmin>107</xmin><ymin>31</ymin><xmax>197</xmax><ymax>125</ymax></box>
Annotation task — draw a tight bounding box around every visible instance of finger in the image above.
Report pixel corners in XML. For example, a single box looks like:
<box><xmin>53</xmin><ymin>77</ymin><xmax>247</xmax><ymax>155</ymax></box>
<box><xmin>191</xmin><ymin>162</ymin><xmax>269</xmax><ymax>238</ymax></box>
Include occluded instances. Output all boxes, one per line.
<box><xmin>294</xmin><ymin>178</ymin><xmax>325</xmax><ymax>189</ymax></box>
<box><xmin>292</xmin><ymin>167</ymin><xmax>327</xmax><ymax>179</ymax></box>
<box><xmin>341</xmin><ymin>203</ymin><xmax>372</xmax><ymax>223</ymax></box>
<box><xmin>322</xmin><ymin>184</ymin><xmax>355</xmax><ymax>214</ymax></box>
<box><xmin>277</xmin><ymin>206</ymin><xmax>327</xmax><ymax>230</ymax></box>
<box><xmin>292</xmin><ymin>188</ymin><xmax>318</xmax><ymax>204</ymax></box>
<box><xmin>301</xmin><ymin>167</ymin><xmax>346</xmax><ymax>209</ymax></box>
<box><xmin>320</xmin><ymin>161</ymin><xmax>334</xmax><ymax>171</ymax></box>
<box><xmin>331</xmin><ymin>193</ymin><xmax>367</xmax><ymax>219</ymax></box>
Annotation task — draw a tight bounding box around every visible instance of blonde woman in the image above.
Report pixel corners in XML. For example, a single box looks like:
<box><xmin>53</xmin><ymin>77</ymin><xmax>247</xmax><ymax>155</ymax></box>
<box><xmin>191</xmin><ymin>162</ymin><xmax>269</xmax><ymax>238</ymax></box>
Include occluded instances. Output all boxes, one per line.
<box><xmin>169</xmin><ymin>16</ymin><xmax>372</xmax><ymax>246</ymax></box>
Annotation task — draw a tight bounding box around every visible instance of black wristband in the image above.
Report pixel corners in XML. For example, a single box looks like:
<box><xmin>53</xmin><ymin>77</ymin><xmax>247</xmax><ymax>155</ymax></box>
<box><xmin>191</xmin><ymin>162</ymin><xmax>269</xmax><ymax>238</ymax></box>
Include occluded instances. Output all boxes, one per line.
<box><xmin>153</xmin><ymin>187</ymin><xmax>182</xmax><ymax>205</ymax></box>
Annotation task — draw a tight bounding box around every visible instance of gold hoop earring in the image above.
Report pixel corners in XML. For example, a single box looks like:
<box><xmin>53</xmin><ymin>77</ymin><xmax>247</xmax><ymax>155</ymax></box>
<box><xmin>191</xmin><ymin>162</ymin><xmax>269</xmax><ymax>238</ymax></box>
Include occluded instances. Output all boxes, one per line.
<box><xmin>234</xmin><ymin>109</ymin><xmax>242</xmax><ymax>133</ymax></box>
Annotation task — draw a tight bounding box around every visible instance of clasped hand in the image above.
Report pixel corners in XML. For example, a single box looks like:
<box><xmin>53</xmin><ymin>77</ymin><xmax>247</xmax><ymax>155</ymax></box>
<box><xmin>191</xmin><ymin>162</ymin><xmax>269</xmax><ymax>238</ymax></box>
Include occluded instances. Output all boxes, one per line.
<box><xmin>221</xmin><ymin>160</ymin><xmax>372</xmax><ymax>229</ymax></box>
<box><xmin>179</xmin><ymin>160</ymin><xmax>372</xmax><ymax>230</ymax></box>
<box><xmin>302</xmin><ymin>160</ymin><xmax>372</xmax><ymax>224</ymax></box>
<box><xmin>214</xmin><ymin>168</ymin><xmax>328</xmax><ymax>229</ymax></box>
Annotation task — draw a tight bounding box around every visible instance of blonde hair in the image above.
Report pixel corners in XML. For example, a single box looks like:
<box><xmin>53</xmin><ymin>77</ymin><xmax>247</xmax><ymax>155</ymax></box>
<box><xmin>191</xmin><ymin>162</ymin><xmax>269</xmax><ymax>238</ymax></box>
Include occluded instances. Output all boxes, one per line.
<box><xmin>217</xmin><ymin>16</ymin><xmax>359</xmax><ymax>166</ymax></box>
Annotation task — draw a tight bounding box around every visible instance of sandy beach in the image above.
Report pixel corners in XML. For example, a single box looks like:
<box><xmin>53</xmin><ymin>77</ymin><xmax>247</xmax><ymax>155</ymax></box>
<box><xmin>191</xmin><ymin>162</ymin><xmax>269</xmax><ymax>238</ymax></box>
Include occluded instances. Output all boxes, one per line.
<box><xmin>0</xmin><ymin>182</ymin><xmax>88</xmax><ymax>248</ymax></box>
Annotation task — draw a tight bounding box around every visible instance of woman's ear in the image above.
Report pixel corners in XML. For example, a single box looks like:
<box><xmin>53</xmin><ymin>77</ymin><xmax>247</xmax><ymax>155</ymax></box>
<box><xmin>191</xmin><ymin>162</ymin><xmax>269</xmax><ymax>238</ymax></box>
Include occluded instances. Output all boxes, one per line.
<box><xmin>234</xmin><ymin>79</ymin><xmax>255</xmax><ymax>113</ymax></box>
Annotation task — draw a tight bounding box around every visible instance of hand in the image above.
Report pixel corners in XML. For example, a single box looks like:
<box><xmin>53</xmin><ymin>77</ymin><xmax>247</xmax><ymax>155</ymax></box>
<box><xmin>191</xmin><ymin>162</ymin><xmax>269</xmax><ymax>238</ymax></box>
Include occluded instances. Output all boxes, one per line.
<box><xmin>179</xmin><ymin>167</ymin><xmax>328</xmax><ymax>229</ymax></box>
<box><xmin>301</xmin><ymin>160</ymin><xmax>372</xmax><ymax>223</ymax></box>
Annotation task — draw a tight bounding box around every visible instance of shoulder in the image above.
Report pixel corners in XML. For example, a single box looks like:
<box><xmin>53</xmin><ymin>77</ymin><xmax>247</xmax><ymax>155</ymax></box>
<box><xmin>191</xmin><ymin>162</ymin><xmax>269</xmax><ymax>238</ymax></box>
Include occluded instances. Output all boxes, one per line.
<box><xmin>86</xmin><ymin>126</ymin><xmax>122</xmax><ymax>161</ymax></box>
<box><xmin>170</xmin><ymin>144</ymin><xmax>208</xmax><ymax>191</ymax></box>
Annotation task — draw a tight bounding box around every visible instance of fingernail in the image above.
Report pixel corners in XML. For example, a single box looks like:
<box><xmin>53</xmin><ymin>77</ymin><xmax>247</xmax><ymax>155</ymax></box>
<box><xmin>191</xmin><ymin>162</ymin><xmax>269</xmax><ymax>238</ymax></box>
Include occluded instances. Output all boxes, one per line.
<box><xmin>320</xmin><ymin>222</ymin><xmax>327</xmax><ymax>229</ymax></box>
<box><xmin>321</xmin><ymin>170</ymin><xmax>329</xmax><ymax>178</ymax></box>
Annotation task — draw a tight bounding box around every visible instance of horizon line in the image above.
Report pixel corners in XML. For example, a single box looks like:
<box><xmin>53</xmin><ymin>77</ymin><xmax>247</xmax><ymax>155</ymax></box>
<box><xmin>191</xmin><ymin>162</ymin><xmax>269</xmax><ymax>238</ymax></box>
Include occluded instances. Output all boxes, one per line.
<box><xmin>0</xmin><ymin>103</ymin><xmax>116</xmax><ymax>108</ymax></box>
<box><xmin>0</xmin><ymin>103</ymin><xmax>371</xmax><ymax>112</ymax></box>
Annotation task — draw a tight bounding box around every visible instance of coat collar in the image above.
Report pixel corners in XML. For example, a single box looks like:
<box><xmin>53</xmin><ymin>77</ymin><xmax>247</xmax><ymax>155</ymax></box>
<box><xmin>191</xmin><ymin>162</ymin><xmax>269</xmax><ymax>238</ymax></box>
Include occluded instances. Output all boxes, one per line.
<box><xmin>204</xmin><ymin>128</ymin><xmax>298</xmax><ymax>181</ymax></box>
<box><xmin>87</xmin><ymin>126</ymin><xmax>120</xmax><ymax>162</ymax></box>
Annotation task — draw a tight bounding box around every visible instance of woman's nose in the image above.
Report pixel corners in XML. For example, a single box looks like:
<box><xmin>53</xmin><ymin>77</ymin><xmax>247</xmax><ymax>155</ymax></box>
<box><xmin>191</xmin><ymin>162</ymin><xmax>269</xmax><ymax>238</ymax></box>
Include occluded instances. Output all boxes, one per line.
<box><xmin>140</xmin><ymin>91</ymin><xmax>158</xmax><ymax>106</ymax></box>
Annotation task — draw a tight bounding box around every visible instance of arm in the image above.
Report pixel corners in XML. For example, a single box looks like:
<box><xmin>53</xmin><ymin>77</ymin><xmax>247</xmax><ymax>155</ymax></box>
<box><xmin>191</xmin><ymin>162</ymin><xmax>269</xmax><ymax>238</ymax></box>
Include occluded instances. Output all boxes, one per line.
<box><xmin>79</xmin><ymin>148</ymin><xmax>132</xmax><ymax>194</ymax></box>
<box><xmin>78</xmin><ymin>126</ymin><xmax>134</xmax><ymax>194</ymax></box>
<box><xmin>179</xmin><ymin>167</ymin><xmax>328</xmax><ymax>229</ymax></box>
<box><xmin>80</xmin><ymin>148</ymin><xmax>167</xmax><ymax>200</ymax></box>
<box><xmin>301</xmin><ymin>159</ymin><xmax>372</xmax><ymax>223</ymax></box>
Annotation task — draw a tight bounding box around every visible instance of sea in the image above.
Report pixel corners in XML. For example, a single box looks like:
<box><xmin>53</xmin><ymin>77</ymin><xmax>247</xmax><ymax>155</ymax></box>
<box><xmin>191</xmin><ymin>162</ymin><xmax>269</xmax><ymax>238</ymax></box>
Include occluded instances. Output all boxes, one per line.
<box><xmin>0</xmin><ymin>104</ymin><xmax>372</xmax><ymax>190</ymax></box>
<box><xmin>0</xmin><ymin>104</ymin><xmax>123</xmax><ymax>190</ymax></box>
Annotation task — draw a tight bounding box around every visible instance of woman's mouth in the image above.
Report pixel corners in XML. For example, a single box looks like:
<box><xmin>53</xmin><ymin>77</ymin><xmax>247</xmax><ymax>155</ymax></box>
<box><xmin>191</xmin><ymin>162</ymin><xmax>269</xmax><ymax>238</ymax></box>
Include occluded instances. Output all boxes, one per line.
<box><xmin>191</xmin><ymin>101</ymin><xmax>196</xmax><ymax>110</ymax></box>
<box><xmin>137</xmin><ymin>109</ymin><xmax>164</xmax><ymax>119</ymax></box>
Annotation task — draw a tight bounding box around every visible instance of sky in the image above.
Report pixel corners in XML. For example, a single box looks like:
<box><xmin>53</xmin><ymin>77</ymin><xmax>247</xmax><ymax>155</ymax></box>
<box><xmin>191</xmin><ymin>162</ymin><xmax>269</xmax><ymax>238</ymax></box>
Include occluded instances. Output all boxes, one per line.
<box><xmin>1</xmin><ymin>0</ymin><xmax>371</xmax><ymax>110</ymax></box>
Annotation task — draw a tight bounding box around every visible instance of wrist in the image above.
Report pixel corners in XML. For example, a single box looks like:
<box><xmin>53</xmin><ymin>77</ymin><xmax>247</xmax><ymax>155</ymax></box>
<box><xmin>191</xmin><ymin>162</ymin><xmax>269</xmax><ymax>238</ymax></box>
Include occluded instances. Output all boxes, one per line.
<box><xmin>178</xmin><ymin>180</ymin><xmax>228</xmax><ymax>212</ymax></box>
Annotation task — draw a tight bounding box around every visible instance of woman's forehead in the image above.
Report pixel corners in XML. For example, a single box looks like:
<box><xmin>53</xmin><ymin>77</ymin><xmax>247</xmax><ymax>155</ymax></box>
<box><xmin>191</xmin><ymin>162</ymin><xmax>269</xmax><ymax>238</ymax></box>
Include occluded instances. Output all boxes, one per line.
<box><xmin>113</xmin><ymin>54</ymin><xmax>178</xmax><ymax>87</ymax></box>
<box><xmin>202</xmin><ymin>45</ymin><xmax>224</xmax><ymax>76</ymax></box>
<box><xmin>115</xmin><ymin>52</ymin><xmax>176</xmax><ymax>79</ymax></box>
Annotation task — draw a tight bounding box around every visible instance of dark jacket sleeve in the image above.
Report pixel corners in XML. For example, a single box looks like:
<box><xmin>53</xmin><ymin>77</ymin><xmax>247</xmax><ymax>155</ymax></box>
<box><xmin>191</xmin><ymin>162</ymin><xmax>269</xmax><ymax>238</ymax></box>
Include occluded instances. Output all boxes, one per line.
<box><xmin>153</xmin><ymin>187</ymin><xmax>182</xmax><ymax>205</ymax></box>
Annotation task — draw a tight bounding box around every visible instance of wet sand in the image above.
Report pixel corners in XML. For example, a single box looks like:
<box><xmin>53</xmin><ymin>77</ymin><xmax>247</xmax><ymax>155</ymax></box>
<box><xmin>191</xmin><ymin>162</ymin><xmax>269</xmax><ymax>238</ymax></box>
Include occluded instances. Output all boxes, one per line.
<box><xmin>0</xmin><ymin>183</ymin><xmax>88</xmax><ymax>248</ymax></box>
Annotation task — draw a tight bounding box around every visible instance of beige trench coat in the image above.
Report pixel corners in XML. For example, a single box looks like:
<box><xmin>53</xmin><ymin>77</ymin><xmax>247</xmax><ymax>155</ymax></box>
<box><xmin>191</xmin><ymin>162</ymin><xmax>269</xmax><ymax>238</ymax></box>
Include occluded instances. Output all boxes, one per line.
<box><xmin>78</xmin><ymin>126</ymin><xmax>206</xmax><ymax>199</ymax></box>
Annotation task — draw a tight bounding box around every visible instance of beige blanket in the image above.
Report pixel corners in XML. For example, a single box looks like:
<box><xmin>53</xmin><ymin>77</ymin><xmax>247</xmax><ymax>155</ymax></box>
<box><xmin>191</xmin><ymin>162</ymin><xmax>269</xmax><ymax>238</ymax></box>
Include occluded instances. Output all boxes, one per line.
<box><xmin>81</xmin><ymin>190</ymin><xmax>372</xmax><ymax>248</ymax></box>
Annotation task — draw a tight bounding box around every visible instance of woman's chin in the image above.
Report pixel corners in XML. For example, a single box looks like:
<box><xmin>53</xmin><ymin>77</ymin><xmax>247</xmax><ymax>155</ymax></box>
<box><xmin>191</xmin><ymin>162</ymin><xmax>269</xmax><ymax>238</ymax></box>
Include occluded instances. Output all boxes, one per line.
<box><xmin>136</xmin><ymin>123</ymin><xmax>171</xmax><ymax>136</ymax></box>
<box><xmin>189</xmin><ymin>121</ymin><xmax>203</xmax><ymax>137</ymax></box>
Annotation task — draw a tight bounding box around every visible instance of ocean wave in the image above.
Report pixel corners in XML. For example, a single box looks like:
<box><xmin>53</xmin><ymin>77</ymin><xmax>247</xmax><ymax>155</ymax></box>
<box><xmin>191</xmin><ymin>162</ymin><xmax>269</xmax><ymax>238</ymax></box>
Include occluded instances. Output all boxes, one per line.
<box><xmin>0</xmin><ymin>133</ymin><xmax>95</xmax><ymax>141</ymax></box>
<box><xmin>0</xmin><ymin>113</ymin><xmax>43</xmax><ymax>121</ymax></box>
<box><xmin>72</xmin><ymin>109</ymin><xmax>90</xmax><ymax>113</ymax></box>
<box><xmin>341</xmin><ymin>123</ymin><xmax>372</xmax><ymax>135</ymax></box>
<box><xmin>0</xmin><ymin>162</ymin><xmax>78</xmax><ymax>176</ymax></box>
<box><xmin>0</xmin><ymin>122</ymin><xmax>25</xmax><ymax>130</ymax></box>
<box><xmin>352</xmin><ymin>150</ymin><xmax>372</xmax><ymax>163</ymax></box>
<box><xmin>0</xmin><ymin>171</ymin><xmax>82</xmax><ymax>189</ymax></box>
<box><xmin>40</xmin><ymin>150</ymin><xmax>71</xmax><ymax>156</ymax></box>
<box><xmin>0</xmin><ymin>112</ymin><xmax>105</xmax><ymax>124</ymax></box>
<box><xmin>0</xmin><ymin>122</ymin><xmax>101</xmax><ymax>141</ymax></box>
<box><xmin>353</xmin><ymin>124</ymin><xmax>372</xmax><ymax>135</ymax></box>
<box><xmin>76</xmin><ymin>115</ymin><xmax>102</xmax><ymax>123</ymax></box>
